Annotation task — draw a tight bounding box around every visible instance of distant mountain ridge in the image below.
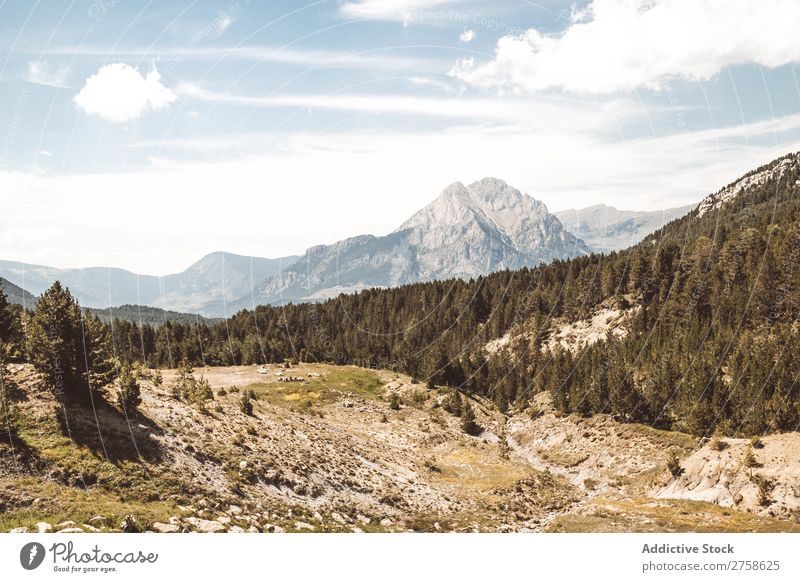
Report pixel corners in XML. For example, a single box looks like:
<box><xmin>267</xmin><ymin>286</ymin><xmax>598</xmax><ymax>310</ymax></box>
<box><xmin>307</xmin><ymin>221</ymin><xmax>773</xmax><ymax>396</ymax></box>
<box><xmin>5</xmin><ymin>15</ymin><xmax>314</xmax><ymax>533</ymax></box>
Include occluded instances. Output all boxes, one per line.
<box><xmin>0</xmin><ymin>252</ymin><xmax>299</xmax><ymax>318</ymax></box>
<box><xmin>555</xmin><ymin>203</ymin><xmax>694</xmax><ymax>252</ymax></box>
<box><xmin>232</xmin><ymin>178</ymin><xmax>591</xmax><ymax>308</ymax></box>
<box><xmin>2</xmin><ymin>178</ymin><xmax>590</xmax><ymax>315</ymax></box>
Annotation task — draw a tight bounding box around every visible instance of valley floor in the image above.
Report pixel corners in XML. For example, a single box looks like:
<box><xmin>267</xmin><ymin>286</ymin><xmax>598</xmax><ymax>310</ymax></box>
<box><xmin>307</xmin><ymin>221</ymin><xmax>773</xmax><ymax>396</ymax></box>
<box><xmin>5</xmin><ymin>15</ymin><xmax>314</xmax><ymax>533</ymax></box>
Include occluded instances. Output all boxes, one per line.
<box><xmin>1</xmin><ymin>363</ymin><xmax>798</xmax><ymax>533</ymax></box>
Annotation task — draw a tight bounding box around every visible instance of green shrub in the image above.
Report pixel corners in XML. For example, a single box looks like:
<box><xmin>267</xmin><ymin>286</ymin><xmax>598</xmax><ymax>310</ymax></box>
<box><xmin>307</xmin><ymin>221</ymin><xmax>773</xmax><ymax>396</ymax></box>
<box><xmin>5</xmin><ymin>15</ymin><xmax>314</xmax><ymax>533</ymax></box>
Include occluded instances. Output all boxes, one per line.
<box><xmin>461</xmin><ymin>401</ymin><xmax>480</xmax><ymax>436</ymax></box>
<box><xmin>239</xmin><ymin>393</ymin><xmax>253</xmax><ymax>416</ymax></box>
<box><xmin>389</xmin><ymin>393</ymin><xmax>401</xmax><ymax>410</ymax></box>
<box><xmin>709</xmin><ymin>435</ymin><xmax>728</xmax><ymax>451</ymax></box>
<box><xmin>116</xmin><ymin>366</ymin><xmax>142</xmax><ymax>413</ymax></box>
<box><xmin>442</xmin><ymin>391</ymin><xmax>462</xmax><ymax>416</ymax></box>
<box><xmin>743</xmin><ymin>445</ymin><xmax>760</xmax><ymax>468</ymax></box>
<box><xmin>666</xmin><ymin>450</ymin><xmax>684</xmax><ymax>477</ymax></box>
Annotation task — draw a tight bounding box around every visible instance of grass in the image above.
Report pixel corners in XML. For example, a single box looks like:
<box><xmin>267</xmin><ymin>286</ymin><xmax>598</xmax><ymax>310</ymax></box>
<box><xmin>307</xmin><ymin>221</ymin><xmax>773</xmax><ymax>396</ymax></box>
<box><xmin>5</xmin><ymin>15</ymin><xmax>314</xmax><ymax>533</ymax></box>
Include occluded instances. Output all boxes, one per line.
<box><xmin>0</xmin><ymin>477</ymin><xmax>178</xmax><ymax>532</ymax></box>
<box><xmin>244</xmin><ymin>366</ymin><xmax>384</xmax><ymax>408</ymax></box>
<box><xmin>433</xmin><ymin>446</ymin><xmax>533</xmax><ymax>491</ymax></box>
<box><xmin>2</xmin><ymin>399</ymin><xmax>187</xmax><ymax>531</ymax></box>
<box><xmin>547</xmin><ymin>497</ymin><xmax>800</xmax><ymax>533</ymax></box>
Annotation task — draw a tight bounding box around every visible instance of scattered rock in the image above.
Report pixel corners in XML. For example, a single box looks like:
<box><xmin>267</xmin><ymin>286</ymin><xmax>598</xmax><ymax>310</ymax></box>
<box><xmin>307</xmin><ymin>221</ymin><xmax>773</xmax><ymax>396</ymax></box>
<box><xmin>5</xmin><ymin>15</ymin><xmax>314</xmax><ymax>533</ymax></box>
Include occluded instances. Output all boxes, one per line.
<box><xmin>9</xmin><ymin>527</ymin><xmax>29</xmax><ymax>533</ymax></box>
<box><xmin>55</xmin><ymin>520</ymin><xmax>76</xmax><ymax>529</ymax></box>
<box><xmin>379</xmin><ymin>518</ymin><xmax>393</xmax><ymax>527</ymax></box>
<box><xmin>216</xmin><ymin>515</ymin><xmax>231</xmax><ymax>525</ymax></box>
<box><xmin>57</xmin><ymin>528</ymin><xmax>85</xmax><ymax>534</ymax></box>
<box><xmin>88</xmin><ymin>515</ymin><xmax>111</xmax><ymax>527</ymax></box>
<box><xmin>151</xmin><ymin>522</ymin><xmax>181</xmax><ymax>533</ymax></box>
<box><xmin>119</xmin><ymin>515</ymin><xmax>141</xmax><ymax>533</ymax></box>
<box><xmin>294</xmin><ymin>521</ymin><xmax>315</xmax><ymax>531</ymax></box>
<box><xmin>331</xmin><ymin>512</ymin><xmax>346</xmax><ymax>524</ymax></box>
<box><xmin>36</xmin><ymin>522</ymin><xmax>53</xmax><ymax>534</ymax></box>
<box><xmin>187</xmin><ymin>517</ymin><xmax>226</xmax><ymax>533</ymax></box>
<box><xmin>228</xmin><ymin>526</ymin><xmax>246</xmax><ymax>533</ymax></box>
<box><xmin>228</xmin><ymin>505</ymin><xmax>243</xmax><ymax>515</ymax></box>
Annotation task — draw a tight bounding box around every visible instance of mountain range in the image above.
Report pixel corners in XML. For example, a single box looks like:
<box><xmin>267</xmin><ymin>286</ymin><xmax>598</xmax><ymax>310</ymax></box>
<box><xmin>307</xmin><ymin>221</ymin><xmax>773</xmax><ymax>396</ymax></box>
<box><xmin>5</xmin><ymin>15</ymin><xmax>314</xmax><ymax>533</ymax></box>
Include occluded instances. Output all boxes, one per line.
<box><xmin>1</xmin><ymin>178</ymin><xmax>694</xmax><ymax>317</ymax></box>
<box><xmin>555</xmin><ymin>203</ymin><xmax>694</xmax><ymax>252</ymax></box>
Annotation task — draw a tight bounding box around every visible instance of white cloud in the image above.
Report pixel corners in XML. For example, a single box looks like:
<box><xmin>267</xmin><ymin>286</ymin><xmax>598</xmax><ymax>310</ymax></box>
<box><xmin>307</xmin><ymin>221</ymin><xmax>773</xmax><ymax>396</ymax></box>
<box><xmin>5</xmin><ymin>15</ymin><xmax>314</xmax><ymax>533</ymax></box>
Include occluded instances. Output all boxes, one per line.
<box><xmin>26</xmin><ymin>60</ymin><xmax>69</xmax><ymax>88</ymax></box>
<box><xmin>212</xmin><ymin>11</ymin><xmax>235</xmax><ymax>36</ymax></box>
<box><xmin>459</xmin><ymin>29</ymin><xmax>475</xmax><ymax>43</ymax></box>
<box><xmin>51</xmin><ymin>45</ymin><xmax>434</xmax><ymax>72</ymax></box>
<box><xmin>74</xmin><ymin>63</ymin><xmax>176</xmax><ymax>122</ymax></box>
<box><xmin>451</xmin><ymin>0</ymin><xmax>800</xmax><ymax>94</ymax></box>
<box><xmin>340</xmin><ymin>0</ymin><xmax>463</xmax><ymax>22</ymax></box>
<box><xmin>177</xmin><ymin>82</ymin><xmax>631</xmax><ymax>131</ymax></box>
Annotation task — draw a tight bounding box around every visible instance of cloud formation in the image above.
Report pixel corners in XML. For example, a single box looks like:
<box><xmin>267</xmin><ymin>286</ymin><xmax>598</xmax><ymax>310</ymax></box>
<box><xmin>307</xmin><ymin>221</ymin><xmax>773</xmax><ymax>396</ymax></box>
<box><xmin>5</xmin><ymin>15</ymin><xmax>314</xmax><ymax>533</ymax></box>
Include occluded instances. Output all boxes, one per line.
<box><xmin>451</xmin><ymin>0</ymin><xmax>800</xmax><ymax>94</ymax></box>
<box><xmin>26</xmin><ymin>60</ymin><xmax>69</xmax><ymax>88</ymax></box>
<box><xmin>459</xmin><ymin>29</ymin><xmax>476</xmax><ymax>43</ymax></box>
<box><xmin>74</xmin><ymin>63</ymin><xmax>176</xmax><ymax>122</ymax></box>
<box><xmin>340</xmin><ymin>0</ymin><xmax>462</xmax><ymax>22</ymax></box>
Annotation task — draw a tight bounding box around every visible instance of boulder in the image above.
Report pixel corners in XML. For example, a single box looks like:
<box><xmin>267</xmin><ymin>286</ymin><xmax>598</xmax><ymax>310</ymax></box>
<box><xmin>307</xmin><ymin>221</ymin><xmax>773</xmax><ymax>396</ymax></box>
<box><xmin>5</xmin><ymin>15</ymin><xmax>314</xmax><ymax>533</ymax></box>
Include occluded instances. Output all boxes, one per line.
<box><xmin>88</xmin><ymin>515</ymin><xmax>112</xmax><ymax>527</ymax></box>
<box><xmin>57</xmin><ymin>528</ymin><xmax>85</xmax><ymax>533</ymax></box>
<box><xmin>186</xmin><ymin>517</ymin><xmax>225</xmax><ymax>533</ymax></box>
<box><xmin>331</xmin><ymin>512</ymin><xmax>346</xmax><ymax>524</ymax></box>
<box><xmin>8</xmin><ymin>527</ymin><xmax>29</xmax><ymax>533</ymax></box>
<box><xmin>36</xmin><ymin>522</ymin><xmax>53</xmax><ymax>534</ymax></box>
<box><xmin>151</xmin><ymin>522</ymin><xmax>181</xmax><ymax>533</ymax></box>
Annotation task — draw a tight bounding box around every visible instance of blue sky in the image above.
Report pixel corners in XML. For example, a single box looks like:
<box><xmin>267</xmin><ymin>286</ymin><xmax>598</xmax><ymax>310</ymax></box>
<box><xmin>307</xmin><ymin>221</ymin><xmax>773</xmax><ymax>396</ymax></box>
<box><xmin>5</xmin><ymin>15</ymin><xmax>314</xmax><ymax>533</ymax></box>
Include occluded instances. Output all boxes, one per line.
<box><xmin>2</xmin><ymin>0</ymin><xmax>800</xmax><ymax>274</ymax></box>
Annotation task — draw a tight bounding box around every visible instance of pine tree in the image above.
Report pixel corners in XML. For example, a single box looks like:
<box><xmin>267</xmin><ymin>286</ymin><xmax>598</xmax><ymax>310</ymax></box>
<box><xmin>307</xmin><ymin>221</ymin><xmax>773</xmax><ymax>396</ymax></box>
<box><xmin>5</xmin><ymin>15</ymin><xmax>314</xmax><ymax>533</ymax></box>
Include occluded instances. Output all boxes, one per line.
<box><xmin>461</xmin><ymin>400</ymin><xmax>480</xmax><ymax>436</ymax></box>
<box><xmin>28</xmin><ymin>282</ymin><xmax>113</xmax><ymax>399</ymax></box>
<box><xmin>116</xmin><ymin>365</ymin><xmax>142</xmax><ymax>413</ymax></box>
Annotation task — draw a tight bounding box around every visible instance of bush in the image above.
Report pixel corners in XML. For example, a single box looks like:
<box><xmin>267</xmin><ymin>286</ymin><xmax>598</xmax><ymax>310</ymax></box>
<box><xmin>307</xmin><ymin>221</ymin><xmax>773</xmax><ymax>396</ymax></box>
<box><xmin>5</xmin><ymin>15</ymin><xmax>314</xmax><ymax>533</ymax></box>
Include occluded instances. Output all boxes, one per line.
<box><xmin>442</xmin><ymin>391</ymin><xmax>462</xmax><ymax>416</ymax></box>
<box><xmin>170</xmin><ymin>360</ymin><xmax>213</xmax><ymax>406</ymax></box>
<box><xmin>752</xmin><ymin>474</ymin><xmax>774</xmax><ymax>506</ymax></box>
<box><xmin>750</xmin><ymin>435</ymin><xmax>764</xmax><ymax>449</ymax></box>
<box><xmin>743</xmin><ymin>445</ymin><xmax>760</xmax><ymax>468</ymax></box>
<box><xmin>709</xmin><ymin>435</ymin><xmax>728</xmax><ymax>451</ymax></box>
<box><xmin>239</xmin><ymin>393</ymin><xmax>253</xmax><ymax>416</ymax></box>
<box><xmin>152</xmin><ymin>369</ymin><xmax>163</xmax><ymax>387</ymax></box>
<box><xmin>116</xmin><ymin>366</ymin><xmax>142</xmax><ymax>413</ymax></box>
<box><xmin>461</xmin><ymin>401</ymin><xmax>480</xmax><ymax>436</ymax></box>
<box><xmin>410</xmin><ymin>390</ymin><xmax>428</xmax><ymax>405</ymax></box>
<box><xmin>389</xmin><ymin>394</ymin><xmax>401</xmax><ymax>410</ymax></box>
<box><xmin>666</xmin><ymin>450</ymin><xmax>684</xmax><ymax>477</ymax></box>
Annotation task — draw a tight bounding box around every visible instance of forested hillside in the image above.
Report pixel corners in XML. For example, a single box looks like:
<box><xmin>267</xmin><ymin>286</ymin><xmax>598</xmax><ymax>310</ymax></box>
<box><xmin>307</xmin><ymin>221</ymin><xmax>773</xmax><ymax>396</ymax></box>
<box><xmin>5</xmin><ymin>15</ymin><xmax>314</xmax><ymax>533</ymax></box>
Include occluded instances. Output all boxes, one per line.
<box><xmin>2</xmin><ymin>153</ymin><xmax>799</xmax><ymax>439</ymax></box>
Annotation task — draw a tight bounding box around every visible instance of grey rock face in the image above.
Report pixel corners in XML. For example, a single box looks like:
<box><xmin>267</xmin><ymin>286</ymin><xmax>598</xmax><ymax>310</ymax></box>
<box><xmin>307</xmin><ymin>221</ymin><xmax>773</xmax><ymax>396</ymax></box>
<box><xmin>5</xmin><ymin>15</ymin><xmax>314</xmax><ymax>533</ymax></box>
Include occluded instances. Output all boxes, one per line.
<box><xmin>235</xmin><ymin>178</ymin><xmax>590</xmax><ymax>307</ymax></box>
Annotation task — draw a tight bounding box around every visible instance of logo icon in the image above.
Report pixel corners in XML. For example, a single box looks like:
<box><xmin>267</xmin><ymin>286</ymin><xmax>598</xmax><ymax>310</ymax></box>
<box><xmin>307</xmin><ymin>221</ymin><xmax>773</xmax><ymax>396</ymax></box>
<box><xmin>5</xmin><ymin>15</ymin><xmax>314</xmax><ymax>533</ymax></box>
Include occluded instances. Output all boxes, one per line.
<box><xmin>20</xmin><ymin>542</ymin><xmax>46</xmax><ymax>570</ymax></box>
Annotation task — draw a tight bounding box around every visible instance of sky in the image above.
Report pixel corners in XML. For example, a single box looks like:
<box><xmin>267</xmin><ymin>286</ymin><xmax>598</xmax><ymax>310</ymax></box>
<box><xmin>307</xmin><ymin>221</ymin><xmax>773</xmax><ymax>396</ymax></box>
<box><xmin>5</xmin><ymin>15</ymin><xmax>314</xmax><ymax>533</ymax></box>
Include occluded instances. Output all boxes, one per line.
<box><xmin>2</xmin><ymin>0</ymin><xmax>800</xmax><ymax>274</ymax></box>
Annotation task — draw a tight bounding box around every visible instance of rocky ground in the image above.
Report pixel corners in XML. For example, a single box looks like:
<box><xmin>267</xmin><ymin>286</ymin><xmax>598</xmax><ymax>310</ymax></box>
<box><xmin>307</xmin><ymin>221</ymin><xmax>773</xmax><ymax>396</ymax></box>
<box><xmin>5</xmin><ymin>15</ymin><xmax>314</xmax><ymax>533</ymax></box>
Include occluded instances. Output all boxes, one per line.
<box><xmin>1</xmin><ymin>363</ymin><xmax>799</xmax><ymax>533</ymax></box>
